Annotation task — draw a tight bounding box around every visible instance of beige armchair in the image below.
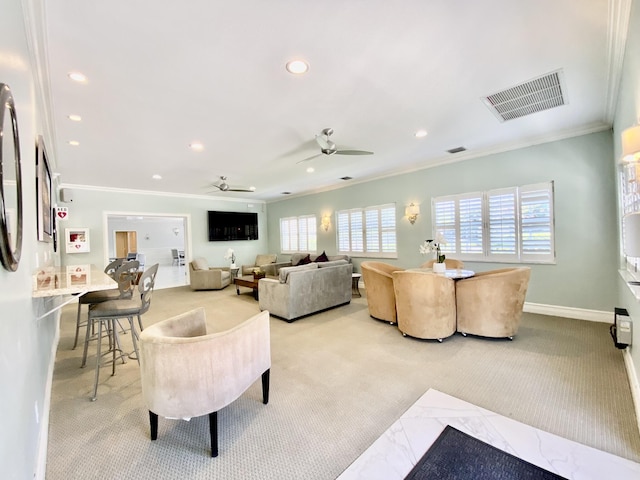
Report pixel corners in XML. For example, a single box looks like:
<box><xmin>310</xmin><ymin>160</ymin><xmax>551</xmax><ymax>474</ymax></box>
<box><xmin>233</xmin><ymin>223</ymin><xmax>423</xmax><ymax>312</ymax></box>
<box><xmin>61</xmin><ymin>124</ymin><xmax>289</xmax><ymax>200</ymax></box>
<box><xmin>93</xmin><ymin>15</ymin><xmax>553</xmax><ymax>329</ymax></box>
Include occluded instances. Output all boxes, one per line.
<box><xmin>455</xmin><ymin>267</ymin><xmax>531</xmax><ymax>339</ymax></box>
<box><xmin>241</xmin><ymin>254</ymin><xmax>278</xmax><ymax>275</ymax></box>
<box><xmin>420</xmin><ymin>258</ymin><xmax>465</xmax><ymax>269</ymax></box>
<box><xmin>361</xmin><ymin>261</ymin><xmax>405</xmax><ymax>324</ymax></box>
<box><xmin>392</xmin><ymin>270</ymin><xmax>456</xmax><ymax>341</ymax></box>
<box><xmin>139</xmin><ymin>307</ymin><xmax>271</xmax><ymax>457</ymax></box>
<box><xmin>189</xmin><ymin>257</ymin><xmax>231</xmax><ymax>290</ymax></box>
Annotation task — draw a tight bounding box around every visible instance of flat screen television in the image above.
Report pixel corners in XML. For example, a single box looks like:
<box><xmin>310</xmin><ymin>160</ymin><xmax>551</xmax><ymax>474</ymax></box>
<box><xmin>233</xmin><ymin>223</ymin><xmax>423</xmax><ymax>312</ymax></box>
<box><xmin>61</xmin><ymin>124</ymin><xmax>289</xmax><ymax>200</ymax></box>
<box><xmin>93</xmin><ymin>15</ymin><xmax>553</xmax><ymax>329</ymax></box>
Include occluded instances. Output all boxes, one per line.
<box><xmin>208</xmin><ymin>211</ymin><xmax>258</xmax><ymax>241</ymax></box>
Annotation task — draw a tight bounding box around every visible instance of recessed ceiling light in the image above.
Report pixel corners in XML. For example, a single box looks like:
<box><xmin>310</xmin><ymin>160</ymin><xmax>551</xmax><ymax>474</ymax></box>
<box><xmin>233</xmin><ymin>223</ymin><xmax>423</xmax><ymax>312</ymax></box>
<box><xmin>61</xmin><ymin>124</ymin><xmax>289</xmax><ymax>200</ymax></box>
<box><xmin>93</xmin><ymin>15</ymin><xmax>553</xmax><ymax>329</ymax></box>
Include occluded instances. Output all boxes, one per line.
<box><xmin>152</xmin><ymin>174</ymin><xmax>162</xmax><ymax>180</ymax></box>
<box><xmin>189</xmin><ymin>142</ymin><xmax>204</xmax><ymax>151</ymax></box>
<box><xmin>286</xmin><ymin>60</ymin><xmax>309</xmax><ymax>74</ymax></box>
<box><xmin>281</xmin><ymin>191</ymin><xmax>291</xmax><ymax>195</ymax></box>
<box><xmin>68</xmin><ymin>71</ymin><xmax>87</xmax><ymax>83</ymax></box>
<box><xmin>68</xmin><ymin>140</ymin><xmax>80</xmax><ymax>146</ymax></box>
<box><xmin>415</xmin><ymin>129</ymin><xmax>428</xmax><ymax>138</ymax></box>
<box><xmin>306</xmin><ymin>167</ymin><xmax>315</xmax><ymax>173</ymax></box>
<box><xmin>68</xmin><ymin>114</ymin><xmax>82</xmax><ymax>122</ymax></box>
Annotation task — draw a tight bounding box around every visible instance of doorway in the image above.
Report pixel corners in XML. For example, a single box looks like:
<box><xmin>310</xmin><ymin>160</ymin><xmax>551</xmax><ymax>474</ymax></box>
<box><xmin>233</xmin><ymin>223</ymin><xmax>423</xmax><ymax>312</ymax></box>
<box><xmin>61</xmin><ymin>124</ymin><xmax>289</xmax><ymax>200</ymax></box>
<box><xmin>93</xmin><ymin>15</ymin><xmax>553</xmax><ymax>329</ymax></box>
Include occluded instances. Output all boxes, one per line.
<box><xmin>104</xmin><ymin>212</ymin><xmax>191</xmax><ymax>289</ymax></box>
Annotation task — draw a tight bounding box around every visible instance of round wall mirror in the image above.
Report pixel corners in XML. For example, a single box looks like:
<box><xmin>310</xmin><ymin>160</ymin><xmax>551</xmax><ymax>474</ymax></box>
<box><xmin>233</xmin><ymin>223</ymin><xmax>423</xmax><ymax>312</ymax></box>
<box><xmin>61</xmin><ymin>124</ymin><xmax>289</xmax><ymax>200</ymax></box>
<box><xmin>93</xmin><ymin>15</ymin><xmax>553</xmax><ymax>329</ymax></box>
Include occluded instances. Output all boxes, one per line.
<box><xmin>0</xmin><ymin>83</ymin><xmax>23</xmax><ymax>272</ymax></box>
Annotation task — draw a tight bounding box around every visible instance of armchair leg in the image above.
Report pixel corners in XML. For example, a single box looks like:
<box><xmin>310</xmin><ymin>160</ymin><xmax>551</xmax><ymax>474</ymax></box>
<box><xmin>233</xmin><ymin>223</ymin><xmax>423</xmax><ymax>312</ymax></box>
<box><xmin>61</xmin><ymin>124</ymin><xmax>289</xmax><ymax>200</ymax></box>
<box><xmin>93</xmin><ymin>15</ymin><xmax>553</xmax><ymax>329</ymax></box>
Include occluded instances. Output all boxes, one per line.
<box><xmin>149</xmin><ymin>411</ymin><xmax>158</xmax><ymax>440</ymax></box>
<box><xmin>209</xmin><ymin>412</ymin><xmax>218</xmax><ymax>457</ymax></box>
<box><xmin>262</xmin><ymin>369</ymin><xmax>270</xmax><ymax>404</ymax></box>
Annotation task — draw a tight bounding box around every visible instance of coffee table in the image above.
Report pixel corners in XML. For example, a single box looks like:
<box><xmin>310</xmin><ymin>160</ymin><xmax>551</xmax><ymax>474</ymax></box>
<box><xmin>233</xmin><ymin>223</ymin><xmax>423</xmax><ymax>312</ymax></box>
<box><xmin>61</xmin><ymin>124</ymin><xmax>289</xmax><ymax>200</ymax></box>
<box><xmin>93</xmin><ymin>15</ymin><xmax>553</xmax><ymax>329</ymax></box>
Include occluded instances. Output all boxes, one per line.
<box><xmin>234</xmin><ymin>275</ymin><xmax>266</xmax><ymax>300</ymax></box>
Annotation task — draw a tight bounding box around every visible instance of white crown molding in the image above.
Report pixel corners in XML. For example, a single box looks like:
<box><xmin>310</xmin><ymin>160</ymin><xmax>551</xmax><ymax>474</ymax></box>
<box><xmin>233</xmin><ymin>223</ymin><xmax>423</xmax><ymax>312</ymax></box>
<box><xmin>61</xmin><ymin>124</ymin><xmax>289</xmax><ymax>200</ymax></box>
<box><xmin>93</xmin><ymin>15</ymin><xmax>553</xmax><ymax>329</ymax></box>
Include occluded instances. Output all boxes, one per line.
<box><xmin>58</xmin><ymin>183</ymin><xmax>266</xmax><ymax>204</ymax></box>
<box><xmin>604</xmin><ymin>0</ymin><xmax>633</xmax><ymax>123</ymax></box>
<box><xmin>268</xmin><ymin>123</ymin><xmax>612</xmax><ymax>204</ymax></box>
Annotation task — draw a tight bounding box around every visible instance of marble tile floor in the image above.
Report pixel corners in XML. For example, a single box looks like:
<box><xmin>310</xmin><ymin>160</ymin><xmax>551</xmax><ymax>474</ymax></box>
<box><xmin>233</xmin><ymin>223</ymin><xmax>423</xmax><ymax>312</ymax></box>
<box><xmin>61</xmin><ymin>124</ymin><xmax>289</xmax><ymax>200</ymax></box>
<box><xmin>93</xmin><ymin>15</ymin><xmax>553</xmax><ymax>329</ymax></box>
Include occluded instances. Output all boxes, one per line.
<box><xmin>153</xmin><ymin>263</ymin><xmax>188</xmax><ymax>290</ymax></box>
<box><xmin>337</xmin><ymin>389</ymin><xmax>640</xmax><ymax>480</ymax></box>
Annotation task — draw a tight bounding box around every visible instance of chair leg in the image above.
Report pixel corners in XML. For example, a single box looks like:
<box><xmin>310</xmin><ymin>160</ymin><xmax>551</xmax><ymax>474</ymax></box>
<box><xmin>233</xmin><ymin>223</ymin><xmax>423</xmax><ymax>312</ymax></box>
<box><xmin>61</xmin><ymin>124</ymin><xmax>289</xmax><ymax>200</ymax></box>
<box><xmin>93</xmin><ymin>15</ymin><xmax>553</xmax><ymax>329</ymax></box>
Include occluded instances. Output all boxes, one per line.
<box><xmin>91</xmin><ymin>319</ymin><xmax>104</xmax><ymax>402</ymax></box>
<box><xmin>129</xmin><ymin>316</ymin><xmax>140</xmax><ymax>364</ymax></box>
<box><xmin>81</xmin><ymin>315</ymin><xmax>93</xmax><ymax>368</ymax></box>
<box><xmin>149</xmin><ymin>411</ymin><xmax>158</xmax><ymax>440</ymax></box>
<box><xmin>209</xmin><ymin>412</ymin><xmax>218</xmax><ymax>457</ymax></box>
<box><xmin>262</xmin><ymin>369</ymin><xmax>270</xmax><ymax>404</ymax></box>
<box><xmin>73</xmin><ymin>301</ymin><xmax>83</xmax><ymax>350</ymax></box>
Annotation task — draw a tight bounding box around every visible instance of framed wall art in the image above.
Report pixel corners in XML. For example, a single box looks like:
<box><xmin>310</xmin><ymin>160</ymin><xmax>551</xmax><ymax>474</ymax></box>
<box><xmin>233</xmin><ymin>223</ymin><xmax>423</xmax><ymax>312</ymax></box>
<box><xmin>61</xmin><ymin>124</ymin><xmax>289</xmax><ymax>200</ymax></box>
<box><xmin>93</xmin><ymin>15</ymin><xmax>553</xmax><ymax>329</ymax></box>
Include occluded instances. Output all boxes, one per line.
<box><xmin>36</xmin><ymin>135</ymin><xmax>52</xmax><ymax>242</ymax></box>
<box><xmin>65</xmin><ymin>227</ymin><xmax>90</xmax><ymax>253</ymax></box>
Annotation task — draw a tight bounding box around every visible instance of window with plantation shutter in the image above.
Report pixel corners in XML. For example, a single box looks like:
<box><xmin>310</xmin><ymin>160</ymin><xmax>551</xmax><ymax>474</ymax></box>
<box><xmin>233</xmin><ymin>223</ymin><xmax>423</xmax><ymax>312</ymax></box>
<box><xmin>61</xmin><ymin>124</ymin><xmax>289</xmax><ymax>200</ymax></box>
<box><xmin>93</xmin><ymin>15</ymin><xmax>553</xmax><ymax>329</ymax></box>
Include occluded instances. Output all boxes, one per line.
<box><xmin>488</xmin><ymin>188</ymin><xmax>517</xmax><ymax>260</ymax></box>
<box><xmin>337</xmin><ymin>203</ymin><xmax>397</xmax><ymax>258</ymax></box>
<box><xmin>432</xmin><ymin>182</ymin><xmax>554</xmax><ymax>263</ymax></box>
<box><xmin>519</xmin><ymin>183</ymin><xmax>554</xmax><ymax>262</ymax></box>
<box><xmin>279</xmin><ymin>215</ymin><xmax>317</xmax><ymax>253</ymax></box>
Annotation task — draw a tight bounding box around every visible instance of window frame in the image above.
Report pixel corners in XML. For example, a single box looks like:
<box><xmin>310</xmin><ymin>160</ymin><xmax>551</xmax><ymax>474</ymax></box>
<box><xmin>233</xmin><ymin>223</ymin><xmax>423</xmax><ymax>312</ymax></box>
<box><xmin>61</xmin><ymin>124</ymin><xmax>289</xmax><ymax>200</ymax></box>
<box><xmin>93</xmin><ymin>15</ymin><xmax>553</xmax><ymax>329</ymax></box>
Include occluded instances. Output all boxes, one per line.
<box><xmin>279</xmin><ymin>214</ymin><xmax>317</xmax><ymax>254</ymax></box>
<box><xmin>432</xmin><ymin>182</ymin><xmax>555</xmax><ymax>264</ymax></box>
<box><xmin>336</xmin><ymin>203</ymin><xmax>397</xmax><ymax>259</ymax></box>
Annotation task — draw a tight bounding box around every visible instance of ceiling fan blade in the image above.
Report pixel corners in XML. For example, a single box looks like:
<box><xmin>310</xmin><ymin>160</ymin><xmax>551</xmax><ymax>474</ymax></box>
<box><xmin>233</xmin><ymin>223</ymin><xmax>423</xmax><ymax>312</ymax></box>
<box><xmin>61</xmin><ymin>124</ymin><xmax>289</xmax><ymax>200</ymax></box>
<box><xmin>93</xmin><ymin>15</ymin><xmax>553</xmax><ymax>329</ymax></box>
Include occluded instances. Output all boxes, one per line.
<box><xmin>227</xmin><ymin>187</ymin><xmax>256</xmax><ymax>192</ymax></box>
<box><xmin>296</xmin><ymin>153</ymin><xmax>323</xmax><ymax>164</ymax></box>
<box><xmin>335</xmin><ymin>149</ymin><xmax>374</xmax><ymax>155</ymax></box>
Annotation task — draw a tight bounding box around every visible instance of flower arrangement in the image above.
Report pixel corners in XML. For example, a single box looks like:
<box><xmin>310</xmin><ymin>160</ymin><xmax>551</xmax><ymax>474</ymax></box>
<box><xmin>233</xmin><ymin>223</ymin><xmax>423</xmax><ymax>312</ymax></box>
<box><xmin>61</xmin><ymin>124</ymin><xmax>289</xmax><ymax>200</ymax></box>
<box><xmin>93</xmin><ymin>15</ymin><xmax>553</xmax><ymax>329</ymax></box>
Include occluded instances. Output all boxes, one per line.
<box><xmin>224</xmin><ymin>248</ymin><xmax>236</xmax><ymax>264</ymax></box>
<box><xmin>252</xmin><ymin>267</ymin><xmax>265</xmax><ymax>279</ymax></box>
<box><xmin>420</xmin><ymin>233</ymin><xmax>446</xmax><ymax>263</ymax></box>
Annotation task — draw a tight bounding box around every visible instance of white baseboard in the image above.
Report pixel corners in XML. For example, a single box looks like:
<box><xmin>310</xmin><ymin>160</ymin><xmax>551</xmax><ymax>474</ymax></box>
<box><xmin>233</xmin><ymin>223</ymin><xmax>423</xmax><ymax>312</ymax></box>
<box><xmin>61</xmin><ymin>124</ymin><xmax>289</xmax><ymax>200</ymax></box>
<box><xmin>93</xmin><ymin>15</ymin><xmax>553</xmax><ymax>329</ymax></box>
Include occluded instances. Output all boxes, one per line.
<box><xmin>524</xmin><ymin>302</ymin><xmax>611</xmax><ymax>323</ymax></box>
<box><xmin>623</xmin><ymin>348</ymin><xmax>640</xmax><ymax>438</ymax></box>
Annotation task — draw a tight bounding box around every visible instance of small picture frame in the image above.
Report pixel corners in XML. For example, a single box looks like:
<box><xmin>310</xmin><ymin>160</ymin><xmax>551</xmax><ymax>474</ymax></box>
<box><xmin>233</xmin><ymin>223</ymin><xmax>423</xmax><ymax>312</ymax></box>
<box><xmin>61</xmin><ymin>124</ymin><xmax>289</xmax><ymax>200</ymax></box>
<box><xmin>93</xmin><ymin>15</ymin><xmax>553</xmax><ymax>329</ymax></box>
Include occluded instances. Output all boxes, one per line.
<box><xmin>36</xmin><ymin>135</ymin><xmax>52</xmax><ymax>242</ymax></box>
<box><xmin>65</xmin><ymin>228</ymin><xmax>90</xmax><ymax>253</ymax></box>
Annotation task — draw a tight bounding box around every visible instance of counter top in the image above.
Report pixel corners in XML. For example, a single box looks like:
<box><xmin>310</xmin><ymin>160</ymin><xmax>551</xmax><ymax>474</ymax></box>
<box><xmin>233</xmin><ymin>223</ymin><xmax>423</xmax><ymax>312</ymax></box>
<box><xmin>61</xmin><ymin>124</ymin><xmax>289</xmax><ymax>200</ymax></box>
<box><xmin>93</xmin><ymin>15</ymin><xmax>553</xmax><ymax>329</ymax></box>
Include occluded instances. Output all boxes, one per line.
<box><xmin>32</xmin><ymin>264</ymin><xmax>117</xmax><ymax>298</ymax></box>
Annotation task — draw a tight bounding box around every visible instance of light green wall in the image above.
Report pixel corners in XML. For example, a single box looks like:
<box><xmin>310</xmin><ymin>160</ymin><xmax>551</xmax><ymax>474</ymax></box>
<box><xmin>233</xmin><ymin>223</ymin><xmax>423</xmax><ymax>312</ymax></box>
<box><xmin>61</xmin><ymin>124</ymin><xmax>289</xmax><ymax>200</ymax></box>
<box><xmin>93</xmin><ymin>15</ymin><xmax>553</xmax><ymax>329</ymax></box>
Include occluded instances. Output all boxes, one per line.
<box><xmin>267</xmin><ymin>130</ymin><xmax>617</xmax><ymax>312</ymax></box>
<box><xmin>58</xmin><ymin>189</ymin><xmax>269</xmax><ymax>270</ymax></box>
<box><xmin>0</xmin><ymin>1</ymin><xmax>59</xmax><ymax>478</ymax></box>
<box><xmin>615</xmin><ymin>0</ymin><xmax>640</xmax><ymax>385</ymax></box>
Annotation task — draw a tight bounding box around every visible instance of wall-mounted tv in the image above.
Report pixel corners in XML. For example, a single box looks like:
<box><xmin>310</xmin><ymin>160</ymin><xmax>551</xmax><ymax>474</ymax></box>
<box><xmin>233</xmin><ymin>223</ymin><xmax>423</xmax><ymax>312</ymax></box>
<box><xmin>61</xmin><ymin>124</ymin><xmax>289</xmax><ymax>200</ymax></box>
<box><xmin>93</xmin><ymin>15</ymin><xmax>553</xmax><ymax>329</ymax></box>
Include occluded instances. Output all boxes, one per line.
<box><xmin>208</xmin><ymin>211</ymin><xmax>258</xmax><ymax>241</ymax></box>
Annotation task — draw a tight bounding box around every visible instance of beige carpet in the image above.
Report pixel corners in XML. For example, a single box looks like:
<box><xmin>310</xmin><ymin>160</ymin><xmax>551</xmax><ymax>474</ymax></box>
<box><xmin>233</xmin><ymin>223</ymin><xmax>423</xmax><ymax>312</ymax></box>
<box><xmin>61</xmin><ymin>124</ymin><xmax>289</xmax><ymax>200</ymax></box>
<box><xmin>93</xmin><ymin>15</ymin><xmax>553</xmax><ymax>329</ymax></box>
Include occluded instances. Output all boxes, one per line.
<box><xmin>46</xmin><ymin>286</ymin><xmax>640</xmax><ymax>479</ymax></box>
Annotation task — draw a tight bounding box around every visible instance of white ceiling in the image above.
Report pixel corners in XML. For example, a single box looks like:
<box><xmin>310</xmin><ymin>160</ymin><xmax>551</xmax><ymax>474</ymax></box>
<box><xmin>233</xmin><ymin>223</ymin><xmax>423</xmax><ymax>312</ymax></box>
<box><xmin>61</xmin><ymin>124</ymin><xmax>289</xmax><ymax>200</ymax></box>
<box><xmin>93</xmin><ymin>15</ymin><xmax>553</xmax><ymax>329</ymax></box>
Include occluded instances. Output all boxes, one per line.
<box><xmin>43</xmin><ymin>0</ymin><xmax>626</xmax><ymax>202</ymax></box>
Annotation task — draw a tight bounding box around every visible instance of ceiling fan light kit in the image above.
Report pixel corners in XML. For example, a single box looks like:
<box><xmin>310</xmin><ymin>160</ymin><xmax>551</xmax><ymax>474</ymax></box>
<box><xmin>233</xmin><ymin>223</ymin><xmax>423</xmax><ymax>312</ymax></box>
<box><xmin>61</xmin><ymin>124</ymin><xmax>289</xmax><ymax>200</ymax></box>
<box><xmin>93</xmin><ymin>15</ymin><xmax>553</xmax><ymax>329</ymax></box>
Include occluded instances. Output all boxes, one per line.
<box><xmin>297</xmin><ymin>127</ymin><xmax>374</xmax><ymax>163</ymax></box>
<box><xmin>209</xmin><ymin>176</ymin><xmax>255</xmax><ymax>193</ymax></box>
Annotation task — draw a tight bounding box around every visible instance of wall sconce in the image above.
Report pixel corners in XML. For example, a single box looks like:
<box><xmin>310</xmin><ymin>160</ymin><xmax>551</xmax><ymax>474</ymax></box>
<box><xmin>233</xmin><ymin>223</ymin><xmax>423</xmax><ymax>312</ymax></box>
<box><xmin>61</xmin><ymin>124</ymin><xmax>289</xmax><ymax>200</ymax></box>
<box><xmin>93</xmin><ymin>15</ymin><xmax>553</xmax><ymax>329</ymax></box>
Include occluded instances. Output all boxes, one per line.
<box><xmin>173</xmin><ymin>227</ymin><xmax>179</xmax><ymax>236</ymax></box>
<box><xmin>405</xmin><ymin>203</ymin><xmax>420</xmax><ymax>225</ymax></box>
<box><xmin>622</xmin><ymin>125</ymin><xmax>640</xmax><ymax>163</ymax></box>
<box><xmin>321</xmin><ymin>215</ymin><xmax>331</xmax><ymax>232</ymax></box>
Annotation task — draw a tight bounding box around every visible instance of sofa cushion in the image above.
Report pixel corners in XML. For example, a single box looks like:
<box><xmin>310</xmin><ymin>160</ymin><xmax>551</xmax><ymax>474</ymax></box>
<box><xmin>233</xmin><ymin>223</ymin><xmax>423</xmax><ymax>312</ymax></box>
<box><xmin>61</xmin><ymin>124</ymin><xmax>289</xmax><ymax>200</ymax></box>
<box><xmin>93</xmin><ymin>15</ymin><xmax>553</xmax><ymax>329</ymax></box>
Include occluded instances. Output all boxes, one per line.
<box><xmin>297</xmin><ymin>254</ymin><xmax>312</xmax><ymax>265</ymax></box>
<box><xmin>315</xmin><ymin>251</ymin><xmax>329</xmax><ymax>262</ymax></box>
<box><xmin>192</xmin><ymin>257</ymin><xmax>209</xmax><ymax>270</ymax></box>
<box><xmin>278</xmin><ymin>262</ymin><xmax>318</xmax><ymax>283</ymax></box>
<box><xmin>317</xmin><ymin>259</ymin><xmax>348</xmax><ymax>268</ymax></box>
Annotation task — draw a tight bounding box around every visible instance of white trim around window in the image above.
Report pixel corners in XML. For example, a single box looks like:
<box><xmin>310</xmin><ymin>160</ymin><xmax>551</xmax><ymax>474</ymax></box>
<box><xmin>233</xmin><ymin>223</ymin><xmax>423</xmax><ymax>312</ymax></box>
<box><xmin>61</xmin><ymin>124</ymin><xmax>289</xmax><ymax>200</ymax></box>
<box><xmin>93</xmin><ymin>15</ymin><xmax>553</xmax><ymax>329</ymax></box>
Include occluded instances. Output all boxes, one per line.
<box><xmin>279</xmin><ymin>215</ymin><xmax>317</xmax><ymax>254</ymax></box>
<box><xmin>337</xmin><ymin>203</ymin><xmax>397</xmax><ymax>258</ymax></box>
<box><xmin>432</xmin><ymin>181</ymin><xmax>555</xmax><ymax>264</ymax></box>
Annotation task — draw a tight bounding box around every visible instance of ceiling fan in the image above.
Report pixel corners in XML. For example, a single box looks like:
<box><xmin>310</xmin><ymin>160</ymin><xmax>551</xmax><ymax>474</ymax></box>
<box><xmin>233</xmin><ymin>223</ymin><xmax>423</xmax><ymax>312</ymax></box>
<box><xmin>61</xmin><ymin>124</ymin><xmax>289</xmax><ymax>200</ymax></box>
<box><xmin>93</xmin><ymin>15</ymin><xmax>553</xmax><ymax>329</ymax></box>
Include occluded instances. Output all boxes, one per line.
<box><xmin>208</xmin><ymin>176</ymin><xmax>255</xmax><ymax>193</ymax></box>
<box><xmin>297</xmin><ymin>127</ymin><xmax>374</xmax><ymax>164</ymax></box>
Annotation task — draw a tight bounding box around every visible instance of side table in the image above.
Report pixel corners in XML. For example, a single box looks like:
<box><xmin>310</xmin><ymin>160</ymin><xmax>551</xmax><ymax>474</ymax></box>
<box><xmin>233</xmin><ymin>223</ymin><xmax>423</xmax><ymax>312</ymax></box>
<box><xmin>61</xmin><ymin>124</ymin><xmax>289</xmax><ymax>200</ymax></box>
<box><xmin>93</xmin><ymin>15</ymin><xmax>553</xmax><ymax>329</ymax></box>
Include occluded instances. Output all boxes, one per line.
<box><xmin>352</xmin><ymin>273</ymin><xmax>362</xmax><ymax>297</ymax></box>
<box><xmin>230</xmin><ymin>267</ymin><xmax>240</xmax><ymax>281</ymax></box>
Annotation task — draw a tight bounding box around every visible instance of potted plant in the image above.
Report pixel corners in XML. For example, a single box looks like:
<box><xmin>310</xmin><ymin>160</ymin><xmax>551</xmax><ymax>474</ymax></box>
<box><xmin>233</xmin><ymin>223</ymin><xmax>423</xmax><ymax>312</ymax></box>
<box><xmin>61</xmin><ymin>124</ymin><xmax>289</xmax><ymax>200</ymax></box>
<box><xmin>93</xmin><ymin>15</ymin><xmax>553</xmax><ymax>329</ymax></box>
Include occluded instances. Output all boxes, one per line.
<box><xmin>420</xmin><ymin>233</ymin><xmax>447</xmax><ymax>273</ymax></box>
<box><xmin>252</xmin><ymin>267</ymin><xmax>265</xmax><ymax>280</ymax></box>
<box><xmin>224</xmin><ymin>248</ymin><xmax>236</xmax><ymax>268</ymax></box>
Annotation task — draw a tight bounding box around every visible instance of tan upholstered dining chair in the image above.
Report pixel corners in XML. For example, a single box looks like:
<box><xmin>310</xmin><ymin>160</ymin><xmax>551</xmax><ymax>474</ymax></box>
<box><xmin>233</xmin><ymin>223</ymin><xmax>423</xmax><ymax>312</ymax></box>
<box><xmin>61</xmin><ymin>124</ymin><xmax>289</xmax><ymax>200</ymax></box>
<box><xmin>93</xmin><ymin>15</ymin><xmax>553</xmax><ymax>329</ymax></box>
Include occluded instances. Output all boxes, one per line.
<box><xmin>455</xmin><ymin>267</ymin><xmax>531</xmax><ymax>339</ymax></box>
<box><xmin>360</xmin><ymin>261</ymin><xmax>405</xmax><ymax>324</ymax></box>
<box><xmin>139</xmin><ymin>308</ymin><xmax>271</xmax><ymax>457</ymax></box>
<box><xmin>392</xmin><ymin>270</ymin><xmax>456</xmax><ymax>341</ymax></box>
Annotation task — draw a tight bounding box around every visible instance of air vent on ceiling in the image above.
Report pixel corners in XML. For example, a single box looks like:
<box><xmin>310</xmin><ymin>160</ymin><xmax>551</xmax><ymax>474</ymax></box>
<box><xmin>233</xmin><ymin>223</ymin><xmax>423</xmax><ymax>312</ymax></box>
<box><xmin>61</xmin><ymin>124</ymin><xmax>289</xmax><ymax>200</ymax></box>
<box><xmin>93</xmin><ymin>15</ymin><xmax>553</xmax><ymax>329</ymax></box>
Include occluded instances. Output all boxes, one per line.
<box><xmin>482</xmin><ymin>69</ymin><xmax>566</xmax><ymax>122</ymax></box>
<box><xmin>340</xmin><ymin>176</ymin><xmax>353</xmax><ymax>181</ymax></box>
<box><xmin>447</xmin><ymin>146</ymin><xmax>467</xmax><ymax>154</ymax></box>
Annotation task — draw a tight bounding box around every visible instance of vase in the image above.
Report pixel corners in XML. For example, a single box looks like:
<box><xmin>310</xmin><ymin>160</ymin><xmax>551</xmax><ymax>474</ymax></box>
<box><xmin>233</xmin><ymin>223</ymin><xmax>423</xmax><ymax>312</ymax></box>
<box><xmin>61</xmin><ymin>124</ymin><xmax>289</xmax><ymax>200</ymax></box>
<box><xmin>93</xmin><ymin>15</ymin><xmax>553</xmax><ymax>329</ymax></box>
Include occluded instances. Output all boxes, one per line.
<box><xmin>230</xmin><ymin>263</ymin><xmax>237</xmax><ymax>269</ymax></box>
<box><xmin>432</xmin><ymin>262</ymin><xmax>446</xmax><ymax>274</ymax></box>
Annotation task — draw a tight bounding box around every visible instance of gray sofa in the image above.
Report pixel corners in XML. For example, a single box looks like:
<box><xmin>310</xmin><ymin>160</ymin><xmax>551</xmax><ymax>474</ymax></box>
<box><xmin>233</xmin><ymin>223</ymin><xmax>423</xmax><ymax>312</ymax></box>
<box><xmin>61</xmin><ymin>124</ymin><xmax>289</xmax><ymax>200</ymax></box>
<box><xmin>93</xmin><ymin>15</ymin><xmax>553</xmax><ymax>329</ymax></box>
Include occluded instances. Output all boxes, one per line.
<box><xmin>258</xmin><ymin>260</ymin><xmax>353</xmax><ymax>322</ymax></box>
<box><xmin>261</xmin><ymin>252</ymin><xmax>351</xmax><ymax>277</ymax></box>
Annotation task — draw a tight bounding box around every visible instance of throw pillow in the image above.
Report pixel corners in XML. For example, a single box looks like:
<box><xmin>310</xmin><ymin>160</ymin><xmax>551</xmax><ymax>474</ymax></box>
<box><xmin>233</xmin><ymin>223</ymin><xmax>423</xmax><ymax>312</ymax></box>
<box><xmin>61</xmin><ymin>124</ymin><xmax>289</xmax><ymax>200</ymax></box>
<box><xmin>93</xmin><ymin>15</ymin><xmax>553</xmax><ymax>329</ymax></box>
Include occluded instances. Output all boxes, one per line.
<box><xmin>192</xmin><ymin>257</ymin><xmax>209</xmax><ymax>270</ymax></box>
<box><xmin>298</xmin><ymin>254</ymin><xmax>312</xmax><ymax>265</ymax></box>
<box><xmin>315</xmin><ymin>251</ymin><xmax>329</xmax><ymax>262</ymax></box>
